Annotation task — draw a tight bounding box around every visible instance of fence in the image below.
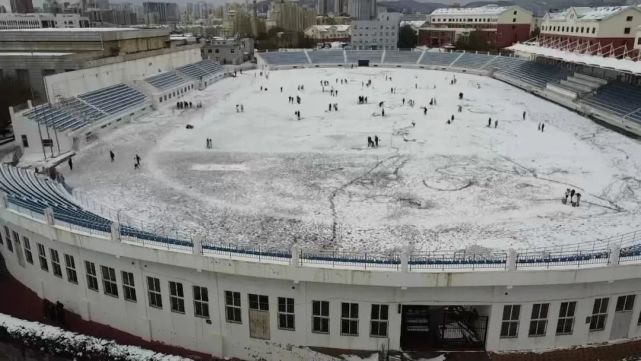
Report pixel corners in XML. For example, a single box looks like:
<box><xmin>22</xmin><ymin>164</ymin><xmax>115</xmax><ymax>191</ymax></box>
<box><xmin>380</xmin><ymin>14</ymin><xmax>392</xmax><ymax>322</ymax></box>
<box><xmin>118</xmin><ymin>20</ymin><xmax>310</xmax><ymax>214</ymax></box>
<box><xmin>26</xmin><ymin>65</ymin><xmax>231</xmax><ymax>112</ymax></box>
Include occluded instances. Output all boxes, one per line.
<box><xmin>6</xmin><ymin>176</ymin><xmax>641</xmax><ymax>272</ymax></box>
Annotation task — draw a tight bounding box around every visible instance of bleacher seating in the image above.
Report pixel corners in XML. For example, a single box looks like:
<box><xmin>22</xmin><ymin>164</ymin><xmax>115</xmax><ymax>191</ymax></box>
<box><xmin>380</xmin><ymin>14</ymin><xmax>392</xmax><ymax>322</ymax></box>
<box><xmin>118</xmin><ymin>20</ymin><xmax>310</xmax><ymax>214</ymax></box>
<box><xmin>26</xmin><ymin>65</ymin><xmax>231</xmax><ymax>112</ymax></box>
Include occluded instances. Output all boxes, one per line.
<box><xmin>495</xmin><ymin>61</ymin><xmax>569</xmax><ymax>89</ymax></box>
<box><xmin>307</xmin><ymin>50</ymin><xmax>345</xmax><ymax>64</ymax></box>
<box><xmin>384</xmin><ymin>51</ymin><xmax>421</xmax><ymax>64</ymax></box>
<box><xmin>450</xmin><ymin>53</ymin><xmax>496</xmax><ymax>69</ymax></box>
<box><xmin>258</xmin><ymin>51</ymin><xmax>309</xmax><ymax>65</ymax></box>
<box><xmin>145</xmin><ymin>71</ymin><xmax>188</xmax><ymax>91</ymax></box>
<box><xmin>177</xmin><ymin>60</ymin><xmax>225</xmax><ymax>80</ymax></box>
<box><xmin>582</xmin><ymin>83</ymin><xmax>641</xmax><ymax>124</ymax></box>
<box><xmin>79</xmin><ymin>84</ymin><xmax>148</xmax><ymax>116</ymax></box>
<box><xmin>419</xmin><ymin>52</ymin><xmax>461</xmax><ymax>67</ymax></box>
<box><xmin>346</xmin><ymin>50</ymin><xmax>383</xmax><ymax>63</ymax></box>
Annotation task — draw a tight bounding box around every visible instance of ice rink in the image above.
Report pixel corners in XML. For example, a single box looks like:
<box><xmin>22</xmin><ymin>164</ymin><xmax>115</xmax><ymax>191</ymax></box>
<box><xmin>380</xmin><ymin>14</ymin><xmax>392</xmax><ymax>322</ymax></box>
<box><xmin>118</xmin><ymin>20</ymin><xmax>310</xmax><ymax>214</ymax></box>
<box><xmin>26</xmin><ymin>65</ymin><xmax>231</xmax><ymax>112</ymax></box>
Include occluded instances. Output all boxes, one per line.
<box><xmin>61</xmin><ymin>67</ymin><xmax>641</xmax><ymax>253</ymax></box>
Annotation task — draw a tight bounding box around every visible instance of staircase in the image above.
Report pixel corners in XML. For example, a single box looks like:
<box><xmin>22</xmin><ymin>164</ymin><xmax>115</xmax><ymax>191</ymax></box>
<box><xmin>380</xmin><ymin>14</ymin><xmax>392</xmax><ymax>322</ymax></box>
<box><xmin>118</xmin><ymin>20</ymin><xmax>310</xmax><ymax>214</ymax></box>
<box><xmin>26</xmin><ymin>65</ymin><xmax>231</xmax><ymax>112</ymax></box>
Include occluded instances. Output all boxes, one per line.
<box><xmin>546</xmin><ymin>72</ymin><xmax>608</xmax><ymax>100</ymax></box>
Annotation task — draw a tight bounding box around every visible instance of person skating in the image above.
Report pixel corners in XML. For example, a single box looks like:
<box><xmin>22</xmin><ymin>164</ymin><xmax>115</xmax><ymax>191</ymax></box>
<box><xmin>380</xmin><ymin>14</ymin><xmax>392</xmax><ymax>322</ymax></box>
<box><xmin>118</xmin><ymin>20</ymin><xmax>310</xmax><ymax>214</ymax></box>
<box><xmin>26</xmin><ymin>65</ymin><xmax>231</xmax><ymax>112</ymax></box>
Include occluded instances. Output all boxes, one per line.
<box><xmin>458</xmin><ymin>92</ymin><xmax>463</xmax><ymax>100</ymax></box>
<box><xmin>382</xmin><ymin>109</ymin><xmax>385</xmax><ymax>117</ymax></box>
<box><xmin>576</xmin><ymin>193</ymin><xmax>581</xmax><ymax>207</ymax></box>
<box><xmin>374</xmin><ymin>135</ymin><xmax>379</xmax><ymax>147</ymax></box>
<box><xmin>488</xmin><ymin>117</ymin><xmax>492</xmax><ymax>127</ymax></box>
<box><xmin>494</xmin><ymin>120</ymin><xmax>498</xmax><ymax>128</ymax></box>
<box><xmin>570</xmin><ymin>189</ymin><xmax>576</xmax><ymax>202</ymax></box>
<box><xmin>402</xmin><ymin>98</ymin><xmax>405</xmax><ymax>105</ymax></box>
<box><xmin>109</xmin><ymin>150</ymin><xmax>115</xmax><ymax>162</ymax></box>
<box><xmin>538</xmin><ymin>123</ymin><xmax>541</xmax><ymax>131</ymax></box>
<box><xmin>367</xmin><ymin>136</ymin><xmax>373</xmax><ymax>148</ymax></box>
<box><xmin>68</xmin><ymin>157</ymin><xmax>73</xmax><ymax>170</ymax></box>
<box><xmin>333</xmin><ymin>103</ymin><xmax>338</xmax><ymax>111</ymax></box>
<box><xmin>329</xmin><ymin>103</ymin><xmax>332</xmax><ymax>111</ymax></box>
<box><xmin>135</xmin><ymin>154</ymin><xmax>141</xmax><ymax>167</ymax></box>
<box><xmin>523</xmin><ymin>111</ymin><xmax>527</xmax><ymax>120</ymax></box>
<box><xmin>541</xmin><ymin>123</ymin><xmax>545</xmax><ymax>132</ymax></box>
<box><xmin>423</xmin><ymin>107</ymin><xmax>427</xmax><ymax>115</ymax></box>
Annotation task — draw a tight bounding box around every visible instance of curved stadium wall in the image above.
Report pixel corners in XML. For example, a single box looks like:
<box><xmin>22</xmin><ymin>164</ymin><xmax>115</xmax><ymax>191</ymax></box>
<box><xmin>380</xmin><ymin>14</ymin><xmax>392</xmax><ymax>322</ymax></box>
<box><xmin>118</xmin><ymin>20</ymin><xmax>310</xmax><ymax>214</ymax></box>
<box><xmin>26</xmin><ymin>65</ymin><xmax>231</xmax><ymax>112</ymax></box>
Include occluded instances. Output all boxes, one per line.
<box><xmin>2</xmin><ymin>51</ymin><xmax>641</xmax><ymax>360</ymax></box>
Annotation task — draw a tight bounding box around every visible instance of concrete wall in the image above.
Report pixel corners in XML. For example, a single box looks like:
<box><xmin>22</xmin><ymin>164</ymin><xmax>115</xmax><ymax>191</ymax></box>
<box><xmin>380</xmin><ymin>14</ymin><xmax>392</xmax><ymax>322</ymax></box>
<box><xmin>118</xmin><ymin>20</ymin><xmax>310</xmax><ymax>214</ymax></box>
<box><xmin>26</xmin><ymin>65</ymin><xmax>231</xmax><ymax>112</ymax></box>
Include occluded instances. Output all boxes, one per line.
<box><xmin>44</xmin><ymin>48</ymin><xmax>202</xmax><ymax>101</ymax></box>
<box><xmin>3</xmin><ymin>202</ymin><xmax>641</xmax><ymax>360</ymax></box>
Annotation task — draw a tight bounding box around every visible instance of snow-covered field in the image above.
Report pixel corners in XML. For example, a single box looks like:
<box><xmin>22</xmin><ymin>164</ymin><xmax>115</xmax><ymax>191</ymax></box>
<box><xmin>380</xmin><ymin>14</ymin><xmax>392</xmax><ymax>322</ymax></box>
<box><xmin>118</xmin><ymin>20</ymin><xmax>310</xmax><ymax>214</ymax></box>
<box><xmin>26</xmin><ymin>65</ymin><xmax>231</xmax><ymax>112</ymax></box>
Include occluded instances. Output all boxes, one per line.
<box><xmin>62</xmin><ymin>68</ymin><xmax>641</xmax><ymax>254</ymax></box>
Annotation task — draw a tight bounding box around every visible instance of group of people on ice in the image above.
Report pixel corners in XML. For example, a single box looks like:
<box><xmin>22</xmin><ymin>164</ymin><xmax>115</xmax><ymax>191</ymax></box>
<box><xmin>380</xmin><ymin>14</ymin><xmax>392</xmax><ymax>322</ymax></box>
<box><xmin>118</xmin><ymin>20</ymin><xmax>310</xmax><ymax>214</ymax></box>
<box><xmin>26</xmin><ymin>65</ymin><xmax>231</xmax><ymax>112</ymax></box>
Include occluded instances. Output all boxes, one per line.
<box><xmin>177</xmin><ymin>101</ymin><xmax>200</xmax><ymax>109</ymax></box>
<box><xmin>205</xmin><ymin>138</ymin><xmax>214</xmax><ymax>149</ymax></box>
<box><xmin>563</xmin><ymin>188</ymin><xmax>582</xmax><ymax>207</ymax></box>
<box><xmin>367</xmin><ymin>136</ymin><xmax>380</xmax><ymax>148</ymax></box>
<box><xmin>235</xmin><ymin>104</ymin><xmax>244</xmax><ymax>112</ymax></box>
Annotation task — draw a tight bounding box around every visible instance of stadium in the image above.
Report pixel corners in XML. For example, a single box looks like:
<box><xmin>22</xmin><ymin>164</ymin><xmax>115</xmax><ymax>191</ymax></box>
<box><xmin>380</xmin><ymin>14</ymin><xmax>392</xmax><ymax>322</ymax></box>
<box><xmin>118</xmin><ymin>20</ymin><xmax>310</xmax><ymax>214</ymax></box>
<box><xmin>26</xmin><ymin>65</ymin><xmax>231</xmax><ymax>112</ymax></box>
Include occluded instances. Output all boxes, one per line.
<box><xmin>2</xmin><ymin>46</ymin><xmax>641</xmax><ymax>360</ymax></box>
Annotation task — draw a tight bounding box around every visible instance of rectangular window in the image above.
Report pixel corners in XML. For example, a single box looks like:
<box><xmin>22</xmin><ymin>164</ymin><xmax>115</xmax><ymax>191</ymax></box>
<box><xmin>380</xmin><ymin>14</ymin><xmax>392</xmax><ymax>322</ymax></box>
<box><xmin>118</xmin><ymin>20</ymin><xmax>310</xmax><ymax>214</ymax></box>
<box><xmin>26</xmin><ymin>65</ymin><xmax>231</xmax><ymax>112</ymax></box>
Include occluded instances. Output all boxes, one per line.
<box><xmin>64</xmin><ymin>254</ymin><xmax>77</xmax><ymax>284</ymax></box>
<box><xmin>626</xmin><ymin>16</ymin><xmax>633</xmax><ymax>21</ymax></box>
<box><xmin>500</xmin><ymin>305</ymin><xmax>520</xmax><ymax>338</ymax></box>
<box><xmin>37</xmin><ymin>243</ymin><xmax>47</xmax><ymax>271</ymax></box>
<box><xmin>193</xmin><ymin>286</ymin><xmax>209</xmax><ymax>318</ymax></box>
<box><xmin>147</xmin><ymin>276</ymin><xmax>162</xmax><ymax>309</ymax></box>
<box><xmin>225</xmin><ymin>291</ymin><xmax>242</xmax><ymax>323</ymax></box>
<box><xmin>169</xmin><ymin>281</ymin><xmax>185</xmax><ymax>313</ymax></box>
<box><xmin>341</xmin><ymin>302</ymin><xmax>359</xmax><ymax>336</ymax></box>
<box><xmin>6</xmin><ymin>228</ymin><xmax>13</xmax><ymax>252</ymax></box>
<box><xmin>616</xmin><ymin>295</ymin><xmax>635</xmax><ymax>312</ymax></box>
<box><xmin>85</xmin><ymin>261</ymin><xmax>98</xmax><ymax>291</ymax></box>
<box><xmin>121</xmin><ymin>271</ymin><xmax>136</xmax><ymax>302</ymax></box>
<box><xmin>370</xmin><ymin>304</ymin><xmax>389</xmax><ymax>337</ymax></box>
<box><xmin>50</xmin><ymin>249</ymin><xmax>62</xmax><ymax>277</ymax></box>
<box><xmin>23</xmin><ymin>237</ymin><xmax>33</xmax><ymax>264</ymax></box>
<box><xmin>556</xmin><ymin>301</ymin><xmax>576</xmax><ymax>335</ymax></box>
<box><xmin>312</xmin><ymin>300</ymin><xmax>330</xmax><ymax>334</ymax></box>
<box><xmin>21</xmin><ymin>135</ymin><xmax>29</xmax><ymax>148</ymax></box>
<box><xmin>528</xmin><ymin>303</ymin><xmax>549</xmax><ymax>337</ymax></box>
<box><xmin>249</xmin><ymin>294</ymin><xmax>269</xmax><ymax>311</ymax></box>
<box><xmin>624</xmin><ymin>27</ymin><xmax>631</xmax><ymax>35</ymax></box>
<box><xmin>278</xmin><ymin>297</ymin><xmax>295</xmax><ymax>330</ymax></box>
<box><xmin>590</xmin><ymin>298</ymin><xmax>609</xmax><ymax>331</ymax></box>
<box><xmin>100</xmin><ymin>266</ymin><xmax>118</xmax><ymax>297</ymax></box>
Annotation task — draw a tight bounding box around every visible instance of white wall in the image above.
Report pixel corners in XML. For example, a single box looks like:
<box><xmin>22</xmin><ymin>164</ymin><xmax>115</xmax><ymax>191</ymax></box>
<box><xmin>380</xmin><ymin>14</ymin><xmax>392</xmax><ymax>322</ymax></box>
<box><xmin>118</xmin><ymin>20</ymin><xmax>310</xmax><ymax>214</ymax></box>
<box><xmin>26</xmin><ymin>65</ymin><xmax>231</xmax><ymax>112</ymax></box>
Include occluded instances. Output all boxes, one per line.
<box><xmin>44</xmin><ymin>48</ymin><xmax>202</xmax><ymax>102</ymax></box>
<box><xmin>3</xmin><ymin>204</ymin><xmax>641</xmax><ymax>359</ymax></box>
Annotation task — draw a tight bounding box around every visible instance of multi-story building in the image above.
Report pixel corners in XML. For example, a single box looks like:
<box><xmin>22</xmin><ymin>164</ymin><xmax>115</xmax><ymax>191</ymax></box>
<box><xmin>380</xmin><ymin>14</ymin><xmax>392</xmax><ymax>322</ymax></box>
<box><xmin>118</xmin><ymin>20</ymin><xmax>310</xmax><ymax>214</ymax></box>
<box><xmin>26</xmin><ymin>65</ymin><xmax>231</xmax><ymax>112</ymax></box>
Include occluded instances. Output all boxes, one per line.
<box><xmin>636</xmin><ymin>26</ymin><xmax>641</xmax><ymax>51</ymax></box>
<box><xmin>143</xmin><ymin>1</ymin><xmax>178</xmax><ymax>25</ymax></box>
<box><xmin>419</xmin><ymin>5</ymin><xmax>533</xmax><ymax>49</ymax></box>
<box><xmin>304</xmin><ymin>24</ymin><xmax>350</xmax><ymax>43</ymax></box>
<box><xmin>201</xmin><ymin>37</ymin><xmax>254</xmax><ymax>65</ymax></box>
<box><xmin>348</xmin><ymin>0</ymin><xmax>376</xmax><ymax>20</ymax></box>
<box><xmin>539</xmin><ymin>6</ymin><xmax>641</xmax><ymax>56</ymax></box>
<box><xmin>334</xmin><ymin>0</ymin><xmax>347</xmax><ymax>16</ymax></box>
<box><xmin>351</xmin><ymin>11</ymin><xmax>400</xmax><ymax>50</ymax></box>
<box><xmin>0</xmin><ymin>0</ymin><xmax>33</xmax><ymax>12</ymax></box>
<box><xmin>270</xmin><ymin>0</ymin><xmax>316</xmax><ymax>32</ymax></box>
<box><xmin>0</xmin><ymin>13</ymin><xmax>89</xmax><ymax>29</ymax></box>
<box><xmin>316</xmin><ymin>0</ymin><xmax>328</xmax><ymax>16</ymax></box>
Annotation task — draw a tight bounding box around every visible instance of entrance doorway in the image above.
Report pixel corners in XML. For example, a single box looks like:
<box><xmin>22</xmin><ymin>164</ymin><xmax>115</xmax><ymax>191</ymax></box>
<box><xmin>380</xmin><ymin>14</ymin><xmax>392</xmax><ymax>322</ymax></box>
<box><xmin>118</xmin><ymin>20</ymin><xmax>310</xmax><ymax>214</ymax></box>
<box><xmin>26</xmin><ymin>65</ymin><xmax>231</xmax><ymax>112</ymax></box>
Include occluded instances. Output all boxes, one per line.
<box><xmin>400</xmin><ymin>305</ymin><xmax>488</xmax><ymax>351</ymax></box>
<box><xmin>358</xmin><ymin>60</ymin><xmax>370</xmax><ymax>67</ymax></box>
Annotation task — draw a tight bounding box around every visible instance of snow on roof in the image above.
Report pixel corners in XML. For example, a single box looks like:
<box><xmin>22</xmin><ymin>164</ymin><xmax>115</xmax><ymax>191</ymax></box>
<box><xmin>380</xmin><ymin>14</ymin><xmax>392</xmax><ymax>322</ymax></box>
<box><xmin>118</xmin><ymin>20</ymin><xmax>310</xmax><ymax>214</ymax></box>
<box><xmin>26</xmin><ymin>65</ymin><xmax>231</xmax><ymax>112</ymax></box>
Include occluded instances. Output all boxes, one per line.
<box><xmin>509</xmin><ymin>43</ymin><xmax>641</xmax><ymax>74</ymax></box>
<box><xmin>546</xmin><ymin>6</ymin><xmax>636</xmax><ymax>22</ymax></box>
<box><xmin>307</xmin><ymin>25</ymin><xmax>350</xmax><ymax>32</ymax></box>
<box><xmin>431</xmin><ymin>5</ymin><xmax>510</xmax><ymax>16</ymax></box>
<box><xmin>400</xmin><ymin>20</ymin><xmax>427</xmax><ymax>28</ymax></box>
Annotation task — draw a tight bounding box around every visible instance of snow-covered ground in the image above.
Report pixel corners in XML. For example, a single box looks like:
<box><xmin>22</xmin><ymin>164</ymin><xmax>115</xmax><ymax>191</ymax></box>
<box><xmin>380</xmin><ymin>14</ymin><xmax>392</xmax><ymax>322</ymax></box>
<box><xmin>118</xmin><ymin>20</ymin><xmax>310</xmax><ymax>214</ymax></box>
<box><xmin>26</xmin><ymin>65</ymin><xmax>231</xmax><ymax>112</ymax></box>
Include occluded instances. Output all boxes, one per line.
<box><xmin>61</xmin><ymin>68</ymin><xmax>641</xmax><ymax>254</ymax></box>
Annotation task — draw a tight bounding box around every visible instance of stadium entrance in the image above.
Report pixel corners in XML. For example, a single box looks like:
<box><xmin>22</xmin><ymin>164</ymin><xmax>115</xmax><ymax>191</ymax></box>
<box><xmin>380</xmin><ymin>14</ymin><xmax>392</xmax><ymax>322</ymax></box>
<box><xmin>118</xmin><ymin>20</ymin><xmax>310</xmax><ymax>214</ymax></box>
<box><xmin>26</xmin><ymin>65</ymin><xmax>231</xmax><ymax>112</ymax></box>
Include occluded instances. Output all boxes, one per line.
<box><xmin>358</xmin><ymin>60</ymin><xmax>369</xmax><ymax>67</ymax></box>
<box><xmin>400</xmin><ymin>305</ymin><xmax>488</xmax><ymax>351</ymax></box>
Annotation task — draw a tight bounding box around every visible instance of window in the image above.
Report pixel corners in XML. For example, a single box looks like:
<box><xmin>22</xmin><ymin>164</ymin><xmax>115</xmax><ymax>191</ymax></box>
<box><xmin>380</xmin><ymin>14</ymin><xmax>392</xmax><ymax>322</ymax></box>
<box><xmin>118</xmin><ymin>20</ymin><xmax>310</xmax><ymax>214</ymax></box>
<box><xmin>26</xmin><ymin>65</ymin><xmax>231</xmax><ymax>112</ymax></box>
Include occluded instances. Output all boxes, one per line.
<box><xmin>277</xmin><ymin>297</ymin><xmax>295</xmax><ymax>330</ymax></box>
<box><xmin>85</xmin><ymin>261</ymin><xmax>98</xmax><ymax>291</ymax></box>
<box><xmin>193</xmin><ymin>286</ymin><xmax>209</xmax><ymax>318</ymax></box>
<box><xmin>50</xmin><ymin>249</ymin><xmax>62</xmax><ymax>277</ymax></box>
<box><xmin>37</xmin><ymin>243</ymin><xmax>47</xmax><ymax>271</ymax></box>
<box><xmin>21</xmin><ymin>135</ymin><xmax>29</xmax><ymax>148</ymax></box>
<box><xmin>147</xmin><ymin>276</ymin><xmax>162</xmax><ymax>308</ymax></box>
<box><xmin>638</xmin><ymin>38</ymin><xmax>641</xmax><ymax>45</ymax></box>
<box><xmin>341</xmin><ymin>303</ymin><xmax>359</xmax><ymax>336</ymax></box>
<box><xmin>5</xmin><ymin>228</ymin><xmax>12</xmax><ymax>252</ymax></box>
<box><xmin>500</xmin><ymin>305</ymin><xmax>520</xmax><ymax>338</ymax></box>
<box><xmin>370</xmin><ymin>304</ymin><xmax>388</xmax><ymax>337</ymax></box>
<box><xmin>312</xmin><ymin>300</ymin><xmax>329</xmax><ymax>333</ymax></box>
<box><xmin>590</xmin><ymin>298</ymin><xmax>609</xmax><ymax>331</ymax></box>
<box><xmin>624</xmin><ymin>28</ymin><xmax>631</xmax><ymax>35</ymax></box>
<box><xmin>169</xmin><ymin>281</ymin><xmax>185</xmax><ymax>313</ymax></box>
<box><xmin>556</xmin><ymin>301</ymin><xmax>576</xmax><ymax>335</ymax></box>
<box><xmin>100</xmin><ymin>266</ymin><xmax>118</xmax><ymax>297</ymax></box>
<box><xmin>249</xmin><ymin>294</ymin><xmax>269</xmax><ymax>311</ymax></box>
<box><xmin>225</xmin><ymin>291</ymin><xmax>242</xmax><ymax>323</ymax></box>
<box><xmin>616</xmin><ymin>295</ymin><xmax>635</xmax><ymax>312</ymax></box>
<box><xmin>22</xmin><ymin>237</ymin><xmax>32</xmax><ymax>264</ymax></box>
<box><xmin>592</xmin><ymin>28</ymin><xmax>596</xmax><ymax>34</ymax></box>
<box><xmin>121</xmin><ymin>271</ymin><xmax>136</xmax><ymax>302</ymax></box>
<box><xmin>64</xmin><ymin>254</ymin><xmax>77</xmax><ymax>284</ymax></box>
<box><xmin>626</xmin><ymin>16</ymin><xmax>633</xmax><ymax>21</ymax></box>
<box><xmin>528</xmin><ymin>303</ymin><xmax>549</xmax><ymax>337</ymax></box>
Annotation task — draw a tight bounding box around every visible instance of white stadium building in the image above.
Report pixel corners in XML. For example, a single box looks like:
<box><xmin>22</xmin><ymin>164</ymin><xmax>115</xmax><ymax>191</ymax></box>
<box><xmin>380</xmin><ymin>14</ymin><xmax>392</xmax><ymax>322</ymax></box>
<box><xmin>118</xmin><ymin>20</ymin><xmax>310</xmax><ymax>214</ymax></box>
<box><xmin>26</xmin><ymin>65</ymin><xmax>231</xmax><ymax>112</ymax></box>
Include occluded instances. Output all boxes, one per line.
<box><xmin>2</xmin><ymin>41</ymin><xmax>641</xmax><ymax>360</ymax></box>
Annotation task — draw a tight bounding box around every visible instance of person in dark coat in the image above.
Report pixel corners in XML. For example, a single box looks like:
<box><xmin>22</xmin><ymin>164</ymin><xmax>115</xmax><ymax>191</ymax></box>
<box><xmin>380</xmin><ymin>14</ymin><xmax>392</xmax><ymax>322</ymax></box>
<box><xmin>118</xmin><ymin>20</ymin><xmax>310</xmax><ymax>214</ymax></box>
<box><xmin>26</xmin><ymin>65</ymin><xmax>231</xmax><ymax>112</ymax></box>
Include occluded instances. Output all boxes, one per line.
<box><xmin>68</xmin><ymin>158</ymin><xmax>73</xmax><ymax>170</ymax></box>
<box><xmin>374</xmin><ymin>135</ymin><xmax>379</xmax><ymax>147</ymax></box>
<box><xmin>110</xmin><ymin>150</ymin><xmax>115</xmax><ymax>162</ymax></box>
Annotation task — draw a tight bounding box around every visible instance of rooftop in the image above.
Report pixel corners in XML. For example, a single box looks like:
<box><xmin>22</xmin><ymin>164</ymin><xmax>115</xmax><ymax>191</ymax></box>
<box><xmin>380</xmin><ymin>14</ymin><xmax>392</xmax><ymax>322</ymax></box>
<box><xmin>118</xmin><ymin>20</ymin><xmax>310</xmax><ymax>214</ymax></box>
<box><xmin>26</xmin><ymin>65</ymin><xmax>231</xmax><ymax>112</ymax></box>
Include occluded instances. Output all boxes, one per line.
<box><xmin>431</xmin><ymin>5</ymin><xmax>511</xmax><ymax>16</ymax></box>
<box><xmin>545</xmin><ymin>6</ymin><xmax>637</xmax><ymax>21</ymax></box>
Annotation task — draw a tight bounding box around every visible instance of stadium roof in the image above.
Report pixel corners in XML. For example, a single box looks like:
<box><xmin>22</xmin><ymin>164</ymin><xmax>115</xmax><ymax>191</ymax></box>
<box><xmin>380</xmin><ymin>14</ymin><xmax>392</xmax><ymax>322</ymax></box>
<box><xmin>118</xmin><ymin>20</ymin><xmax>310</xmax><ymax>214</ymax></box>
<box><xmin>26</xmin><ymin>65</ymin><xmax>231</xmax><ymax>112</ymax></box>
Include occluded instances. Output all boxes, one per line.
<box><xmin>431</xmin><ymin>5</ymin><xmax>512</xmax><ymax>16</ymax></box>
<box><xmin>545</xmin><ymin>6</ymin><xmax>641</xmax><ymax>22</ymax></box>
<box><xmin>509</xmin><ymin>43</ymin><xmax>641</xmax><ymax>75</ymax></box>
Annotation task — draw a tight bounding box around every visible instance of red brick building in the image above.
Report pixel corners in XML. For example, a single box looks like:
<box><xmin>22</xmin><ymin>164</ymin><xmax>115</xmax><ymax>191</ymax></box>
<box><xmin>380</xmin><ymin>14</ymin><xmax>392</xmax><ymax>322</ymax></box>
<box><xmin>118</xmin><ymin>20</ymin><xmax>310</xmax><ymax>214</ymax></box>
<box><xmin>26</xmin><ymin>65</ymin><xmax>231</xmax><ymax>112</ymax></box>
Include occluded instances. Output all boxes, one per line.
<box><xmin>539</xmin><ymin>6</ymin><xmax>641</xmax><ymax>57</ymax></box>
<box><xmin>418</xmin><ymin>5</ymin><xmax>533</xmax><ymax>49</ymax></box>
